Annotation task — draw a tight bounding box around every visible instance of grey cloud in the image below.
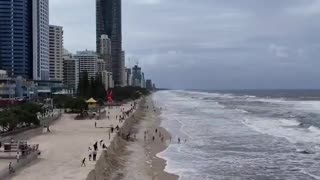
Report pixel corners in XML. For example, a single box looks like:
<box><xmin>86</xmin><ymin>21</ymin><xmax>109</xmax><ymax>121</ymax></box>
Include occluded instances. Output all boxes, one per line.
<box><xmin>51</xmin><ymin>0</ymin><xmax>320</xmax><ymax>89</ymax></box>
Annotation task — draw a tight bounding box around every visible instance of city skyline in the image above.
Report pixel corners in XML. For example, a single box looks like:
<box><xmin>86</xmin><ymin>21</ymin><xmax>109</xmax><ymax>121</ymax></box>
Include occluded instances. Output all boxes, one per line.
<box><xmin>96</xmin><ymin>0</ymin><xmax>123</xmax><ymax>86</ymax></box>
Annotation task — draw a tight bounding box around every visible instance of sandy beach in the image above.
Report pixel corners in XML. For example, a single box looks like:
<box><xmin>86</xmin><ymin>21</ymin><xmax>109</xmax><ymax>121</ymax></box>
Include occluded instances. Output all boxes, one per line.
<box><xmin>112</xmin><ymin>95</ymin><xmax>179</xmax><ymax>180</ymax></box>
<box><xmin>1</xmin><ymin>96</ymin><xmax>177</xmax><ymax>180</ymax></box>
<box><xmin>6</xmin><ymin>102</ymin><xmax>134</xmax><ymax>180</ymax></box>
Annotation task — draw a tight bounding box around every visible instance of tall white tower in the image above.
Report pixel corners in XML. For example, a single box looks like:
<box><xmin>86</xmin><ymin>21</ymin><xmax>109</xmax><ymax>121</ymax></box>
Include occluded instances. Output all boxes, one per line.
<box><xmin>49</xmin><ymin>25</ymin><xmax>64</xmax><ymax>81</ymax></box>
<box><xmin>33</xmin><ymin>0</ymin><xmax>50</xmax><ymax>80</ymax></box>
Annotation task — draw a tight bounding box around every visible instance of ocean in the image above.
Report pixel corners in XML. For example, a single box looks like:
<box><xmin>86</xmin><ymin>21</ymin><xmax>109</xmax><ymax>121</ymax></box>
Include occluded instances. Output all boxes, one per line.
<box><xmin>154</xmin><ymin>90</ymin><xmax>320</xmax><ymax>180</ymax></box>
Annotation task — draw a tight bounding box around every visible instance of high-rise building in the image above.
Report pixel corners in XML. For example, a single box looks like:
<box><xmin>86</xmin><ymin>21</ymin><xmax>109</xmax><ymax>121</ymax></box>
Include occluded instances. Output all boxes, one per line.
<box><xmin>33</xmin><ymin>0</ymin><xmax>50</xmax><ymax>80</ymax></box>
<box><xmin>96</xmin><ymin>0</ymin><xmax>123</xmax><ymax>86</ymax></box>
<box><xmin>132</xmin><ymin>65</ymin><xmax>142</xmax><ymax>87</ymax></box>
<box><xmin>121</xmin><ymin>50</ymin><xmax>125</xmax><ymax>86</ymax></box>
<box><xmin>97</xmin><ymin>59</ymin><xmax>106</xmax><ymax>73</ymax></box>
<box><xmin>100</xmin><ymin>34</ymin><xmax>112</xmax><ymax>72</ymax></box>
<box><xmin>124</xmin><ymin>68</ymin><xmax>132</xmax><ymax>86</ymax></box>
<box><xmin>74</xmin><ymin>50</ymin><xmax>98</xmax><ymax>80</ymax></box>
<box><xmin>146</xmin><ymin>79</ymin><xmax>153</xmax><ymax>91</ymax></box>
<box><xmin>141</xmin><ymin>72</ymin><xmax>146</xmax><ymax>88</ymax></box>
<box><xmin>0</xmin><ymin>0</ymin><xmax>49</xmax><ymax>80</ymax></box>
<box><xmin>49</xmin><ymin>25</ymin><xmax>64</xmax><ymax>81</ymax></box>
<box><xmin>0</xmin><ymin>0</ymin><xmax>33</xmax><ymax>79</ymax></box>
<box><xmin>63</xmin><ymin>54</ymin><xmax>79</xmax><ymax>91</ymax></box>
<box><xmin>102</xmin><ymin>71</ymin><xmax>114</xmax><ymax>90</ymax></box>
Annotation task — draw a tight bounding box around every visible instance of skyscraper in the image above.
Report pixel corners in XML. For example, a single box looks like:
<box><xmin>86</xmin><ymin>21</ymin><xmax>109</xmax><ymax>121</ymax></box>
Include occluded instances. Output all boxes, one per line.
<box><xmin>125</xmin><ymin>68</ymin><xmax>132</xmax><ymax>86</ymax></box>
<box><xmin>74</xmin><ymin>50</ymin><xmax>98</xmax><ymax>80</ymax></box>
<box><xmin>49</xmin><ymin>25</ymin><xmax>64</xmax><ymax>81</ymax></box>
<box><xmin>63</xmin><ymin>53</ymin><xmax>79</xmax><ymax>92</ymax></box>
<box><xmin>146</xmin><ymin>80</ymin><xmax>153</xmax><ymax>91</ymax></box>
<box><xmin>0</xmin><ymin>0</ymin><xmax>49</xmax><ymax>80</ymax></box>
<box><xmin>97</xmin><ymin>59</ymin><xmax>106</xmax><ymax>73</ymax></box>
<box><xmin>33</xmin><ymin>0</ymin><xmax>50</xmax><ymax>80</ymax></box>
<box><xmin>121</xmin><ymin>50</ymin><xmax>125</xmax><ymax>86</ymax></box>
<box><xmin>0</xmin><ymin>0</ymin><xmax>33</xmax><ymax>79</ymax></box>
<box><xmin>96</xmin><ymin>0</ymin><xmax>123</xmax><ymax>86</ymax></box>
<box><xmin>100</xmin><ymin>34</ymin><xmax>112</xmax><ymax>72</ymax></box>
<box><xmin>132</xmin><ymin>65</ymin><xmax>142</xmax><ymax>87</ymax></box>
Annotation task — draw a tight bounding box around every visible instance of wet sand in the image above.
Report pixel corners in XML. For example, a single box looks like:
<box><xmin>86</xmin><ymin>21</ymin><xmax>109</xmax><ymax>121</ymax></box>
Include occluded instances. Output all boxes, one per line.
<box><xmin>118</xmin><ymin>95</ymin><xmax>179</xmax><ymax>180</ymax></box>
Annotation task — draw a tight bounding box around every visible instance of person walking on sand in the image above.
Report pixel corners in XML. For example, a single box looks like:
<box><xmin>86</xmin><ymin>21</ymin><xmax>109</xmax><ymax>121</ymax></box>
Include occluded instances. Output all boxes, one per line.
<box><xmin>81</xmin><ymin>158</ymin><xmax>86</xmax><ymax>167</ymax></box>
<box><xmin>155</xmin><ymin>129</ymin><xmax>158</xmax><ymax>133</ymax></box>
<box><xmin>16</xmin><ymin>151</ymin><xmax>20</xmax><ymax>162</ymax></box>
<box><xmin>93</xmin><ymin>151</ymin><xmax>97</xmax><ymax>161</ymax></box>
<box><xmin>152</xmin><ymin>136</ymin><xmax>155</xmax><ymax>142</ymax></box>
<box><xmin>93</xmin><ymin>142</ymin><xmax>98</xmax><ymax>151</ymax></box>
<box><xmin>9</xmin><ymin>162</ymin><xmax>14</xmax><ymax>173</ymax></box>
<box><xmin>89</xmin><ymin>152</ymin><xmax>92</xmax><ymax>161</ymax></box>
<box><xmin>94</xmin><ymin>122</ymin><xmax>97</xmax><ymax>128</ymax></box>
<box><xmin>178</xmin><ymin>137</ymin><xmax>181</xmax><ymax>144</ymax></box>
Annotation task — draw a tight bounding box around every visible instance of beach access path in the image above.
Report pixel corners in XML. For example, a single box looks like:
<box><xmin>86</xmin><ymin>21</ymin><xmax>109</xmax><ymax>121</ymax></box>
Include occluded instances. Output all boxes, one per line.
<box><xmin>7</xmin><ymin>103</ymin><xmax>133</xmax><ymax>180</ymax></box>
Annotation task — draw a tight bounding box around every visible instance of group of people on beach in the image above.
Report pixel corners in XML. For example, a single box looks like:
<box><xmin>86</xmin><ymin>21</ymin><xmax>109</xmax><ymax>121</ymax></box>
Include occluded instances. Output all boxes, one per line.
<box><xmin>144</xmin><ymin>127</ymin><xmax>187</xmax><ymax>145</ymax></box>
<box><xmin>144</xmin><ymin>128</ymin><xmax>166</xmax><ymax>143</ymax></box>
<box><xmin>145</xmin><ymin>104</ymin><xmax>187</xmax><ymax>145</ymax></box>
<box><xmin>81</xmin><ymin>102</ymin><xmax>138</xmax><ymax>167</ymax></box>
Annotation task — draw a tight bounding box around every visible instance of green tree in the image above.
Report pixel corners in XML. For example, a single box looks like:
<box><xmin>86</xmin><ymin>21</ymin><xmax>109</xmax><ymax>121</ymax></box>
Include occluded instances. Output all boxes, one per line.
<box><xmin>65</xmin><ymin>97</ymin><xmax>88</xmax><ymax>113</ymax></box>
<box><xmin>78</xmin><ymin>71</ymin><xmax>89</xmax><ymax>98</ymax></box>
<box><xmin>110</xmin><ymin>86</ymin><xmax>150</xmax><ymax>101</ymax></box>
<box><xmin>94</xmin><ymin>73</ymin><xmax>106</xmax><ymax>100</ymax></box>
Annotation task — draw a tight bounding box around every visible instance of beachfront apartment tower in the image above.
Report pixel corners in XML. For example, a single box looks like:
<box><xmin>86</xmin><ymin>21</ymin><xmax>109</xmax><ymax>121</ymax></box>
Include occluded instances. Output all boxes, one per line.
<box><xmin>33</xmin><ymin>0</ymin><xmax>50</xmax><ymax>80</ymax></box>
<box><xmin>100</xmin><ymin>34</ymin><xmax>112</xmax><ymax>72</ymax></box>
<box><xmin>96</xmin><ymin>0</ymin><xmax>123</xmax><ymax>86</ymax></box>
<box><xmin>74</xmin><ymin>50</ymin><xmax>98</xmax><ymax>80</ymax></box>
<box><xmin>121</xmin><ymin>50</ymin><xmax>125</xmax><ymax>86</ymax></box>
<box><xmin>97</xmin><ymin>59</ymin><xmax>106</xmax><ymax>74</ymax></box>
<box><xmin>132</xmin><ymin>65</ymin><xmax>142</xmax><ymax>87</ymax></box>
<box><xmin>63</xmin><ymin>54</ymin><xmax>79</xmax><ymax>92</ymax></box>
<box><xmin>0</xmin><ymin>0</ymin><xmax>33</xmax><ymax>79</ymax></box>
<box><xmin>102</xmin><ymin>71</ymin><xmax>114</xmax><ymax>90</ymax></box>
<box><xmin>49</xmin><ymin>25</ymin><xmax>64</xmax><ymax>81</ymax></box>
<box><xmin>146</xmin><ymin>79</ymin><xmax>153</xmax><ymax>91</ymax></box>
<box><xmin>124</xmin><ymin>68</ymin><xmax>132</xmax><ymax>86</ymax></box>
<box><xmin>141</xmin><ymin>72</ymin><xmax>146</xmax><ymax>88</ymax></box>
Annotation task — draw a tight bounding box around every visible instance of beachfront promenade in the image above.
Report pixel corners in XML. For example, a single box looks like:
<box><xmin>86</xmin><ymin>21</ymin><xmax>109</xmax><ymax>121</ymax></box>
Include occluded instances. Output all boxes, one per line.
<box><xmin>1</xmin><ymin>103</ymin><xmax>134</xmax><ymax>180</ymax></box>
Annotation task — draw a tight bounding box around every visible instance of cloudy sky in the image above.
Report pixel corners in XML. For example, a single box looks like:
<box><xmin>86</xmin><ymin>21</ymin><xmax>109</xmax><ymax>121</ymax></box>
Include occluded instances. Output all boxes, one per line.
<box><xmin>50</xmin><ymin>0</ymin><xmax>320</xmax><ymax>89</ymax></box>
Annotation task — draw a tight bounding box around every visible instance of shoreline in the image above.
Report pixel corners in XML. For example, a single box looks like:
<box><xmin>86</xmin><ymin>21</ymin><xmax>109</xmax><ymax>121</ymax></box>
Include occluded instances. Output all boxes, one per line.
<box><xmin>146</xmin><ymin>108</ymin><xmax>178</xmax><ymax>180</ymax></box>
<box><xmin>111</xmin><ymin>95</ymin><xmax>179</xmax><ymax>180</ymax></box>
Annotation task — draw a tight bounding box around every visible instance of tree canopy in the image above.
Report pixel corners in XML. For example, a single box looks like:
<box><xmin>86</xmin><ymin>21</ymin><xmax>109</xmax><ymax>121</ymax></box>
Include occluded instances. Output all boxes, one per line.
<box><xmin>0</xmin><ymin>103</ymin><xmax>43</xmax><ymax>132</ymax></box>
<box><xmin>78</xmin><ymin>72</ymin><xmax>106</xmax><ymax>100</ymax></box>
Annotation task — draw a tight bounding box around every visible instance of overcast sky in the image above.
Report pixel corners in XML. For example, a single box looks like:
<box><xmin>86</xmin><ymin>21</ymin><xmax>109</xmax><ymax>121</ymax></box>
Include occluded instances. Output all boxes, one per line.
<box><xmin>50</xmin><ymin>0</ymin><xmax>320</xmax><ymax>89</ymax></box>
